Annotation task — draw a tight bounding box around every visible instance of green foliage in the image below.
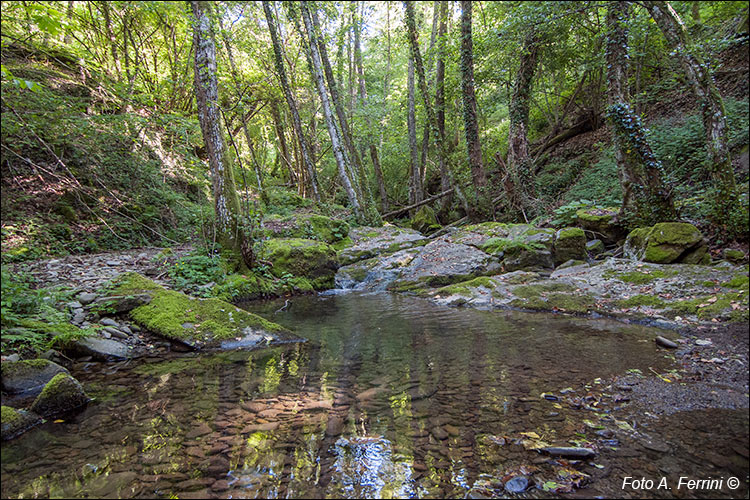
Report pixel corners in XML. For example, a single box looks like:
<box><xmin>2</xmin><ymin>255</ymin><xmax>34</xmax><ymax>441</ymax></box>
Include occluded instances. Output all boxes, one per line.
<box><xmin>562</xmin><ymin>149</ymin><xmax>623</xmax><ymax>207</ymax></box>
<box><xmin>168</xmin><ymin>253</ymin><xmax>227</xmax><ymax>297</ymax></box>
<box><xmin>551</xmin><ymin>199</ymin><xmax>604</xmax><ymax>227</ymax></box>
<box><xmin>1</xmin><ymin>268</ymin><xmax>92</xmax><ymax>355</ymax></box>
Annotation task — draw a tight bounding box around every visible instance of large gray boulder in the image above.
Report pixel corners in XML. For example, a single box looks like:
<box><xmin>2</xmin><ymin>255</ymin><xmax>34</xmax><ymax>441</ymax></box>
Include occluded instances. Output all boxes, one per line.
<box><xmin>1</xmin><ymin>359</ymin><xmax>69</xmax><ymax>394</ymax></box>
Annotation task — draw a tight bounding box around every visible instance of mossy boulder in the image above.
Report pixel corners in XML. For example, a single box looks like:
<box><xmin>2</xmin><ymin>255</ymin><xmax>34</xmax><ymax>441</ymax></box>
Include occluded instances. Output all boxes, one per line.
<box><xmin>29</xmin><ymin>373</ymin><xmax>90</xmax><ymax>418</ymax></box>
<box><xmin>1</xmin><ymin>406</ymin><xmax>42</xmax><ymax>441</ymax></box>
<box><xmin>586</xmin><ymin>239</ymin><xmax>605</xmax><ymax>256</ymax></box>
<box><xmin>410</xmin><ymin>205</ymin><xmax>441</xmax><ymax>234</ymax></box>
<box><xmin>339</xmin><ymin>225</ymin><xmax>427</xmax><ymax>265</ymax></box>
<box><xmin>1</xmin><ymin>359</ymin><xmax>69</xmax><ymax>394</ymax></box>
<box><xmin>211</xmin><ymin>273</ymin><xmax>313</xmax><ymax>301</ymax></box>
<box><xmin>625</xmin><ymin>222</ymin><xmax>709</xmax><ymax>264</ymax></box>
<box><xmin>262</xmin><ymin>214</ymin><xmax>349</xmax><ymax>244</ymax></box>
<box><xmin>574</xmin><ymin>207</ymin><xmax>624</xmax><ymax>243</ymax></box>
<box><xmin>554</xmin><ymin>227</ymin><xmax>587</xmax><ymax>265</ymax></box>
<box><xmin>723</xmin><ymin>249</ymin><xmax>746</xmax><ymax>263</ymax></box>
<box><xmin>478</xmin><ymin>227</ymin><xmax>555</xmax><ymax>272</ymax></box>
<box><xmin>106</xmin><ymin>272</ymin><xmax>295</xmax><ymax>349</ymax></box>
<box><xmin>261</xmin><ymin>238</ymin><xmax>339</xmax><ymax>290</ymax></box>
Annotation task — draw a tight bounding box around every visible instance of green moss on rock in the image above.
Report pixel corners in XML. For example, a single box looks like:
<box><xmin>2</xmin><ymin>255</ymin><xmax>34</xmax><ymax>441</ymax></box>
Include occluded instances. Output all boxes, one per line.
<box><xmin>411</xmin><ymin>206</ymin><xmax>440</xmax><ymax>234</ymax></box>
<box><xmin>260</xmin><ymin>238</ymin><xmax>338</xmax><ymax>290</ymax></box>
<box><xmin>108</xmin><ymin>273</ymin><xmax>290</xmax><ymax>347</ymax></box>
<box><xmin>723</xmin><ymin>249</ymin><xmax>746</xmax><ymax>263</ymax></box>
<box><xmin>668</xmin><ymin>292</ymin><xmax>749</xmax><ymax>322</ymax></box>
<box><xmin>29</xmin><ymin>373</ymin><xmax>90</xmax><ymax>417</ymax></box>
<box><xmin>604</xmin><ymin>269</ymin><xmax>669</xmax><ymax>284</ymax></box>
<box><xmin>554</xmin><ymin>227</ymin><xmax>587</xmax><ymax>265</ymax></box>
<box><xmin>616</xmin><ymin>295</ymin><xmax>666</xmax><ymax>308</ymax></box>
<box><xmin>511</xmin><ymin>282</ymin><xmax>576</xmax><ymax>299</ymax></box>
<box><xmin>625</xmin><ymin>223</ymin><xmax>707</xmax><ymax>264</ymax></box>
<box><xmin>435</xmin><ymin>277</ymin><xmax>497</xmax><ymax>297</ymax></box>
<box><xmin>1</xmin><ymin>406</ymin><xmax>42</xmax><ymax>441</ymax></box>
<box><xmin>722</xmin><ymin>274</ymin><xmax>749</xmax><ymax>290</ymax></box>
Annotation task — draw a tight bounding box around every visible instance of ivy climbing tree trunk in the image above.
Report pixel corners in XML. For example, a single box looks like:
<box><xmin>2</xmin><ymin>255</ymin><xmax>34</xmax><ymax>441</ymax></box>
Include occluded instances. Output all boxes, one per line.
<box><xmin>460</xmin><ymin>1</ymin><xmax>487</xmax><ymax>190</ymax></box>
<box><xmin>191</xmin><ymin>0</ymin><xmax>253</xmax><ymax>269</ymax></box>
<box><xmin>262</xmin><ymin>0</ymin><xmax>320</xmax><ymax>202</ymax></box>
<box><xmin>505</xmin><ymin>31</ymin><xmax>540</xmax><ymax>221</ymax></box>
<box><xmin>606</xmin><ymin>1</ymin><xmax>676</xmax><ymax>225</ymax></box>
<box><xmin>644</xmin><ymin>1</ymin><xmax>738</xmax><ymax>224</ymax></box>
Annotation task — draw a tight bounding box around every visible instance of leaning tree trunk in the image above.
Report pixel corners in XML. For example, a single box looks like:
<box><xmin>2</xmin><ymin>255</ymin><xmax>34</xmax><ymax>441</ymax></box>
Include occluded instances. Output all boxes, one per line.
<box><xmin>191</xmin><ymin>0</ymin><xmax>252</xmax><ymax>269</ymax></box>
<box><xmin>644</xmin><ymin>1</ymin><xmax>738</xmax><ymax>222</ymax></box>
<box><xmin>506</xmin><ymin>31</ymin><xmax>540</xmax><ymax>221</ymax></box>
<box><xmin>404</xmin><ymin>1</ymin><xmax>469</xmax><ymax>217</ymax></box>
<box><xmin>606</xmin><ymin>1</ymin><xmax>676</xmax><ymax>225</ymax></box>
<box><xmin>262</xmin><ymin>0</ymin><xmax>320</xmax><ymax>202</ymax></box>
<box><xmin>300</xmin><ymin>2</ymin><xmax>368</xmax><ymax>223</ymax></box>
<box><xmin>460</xmin><ymin>1</ymin><xmax>488</xmax><ymax>192</ymax></box>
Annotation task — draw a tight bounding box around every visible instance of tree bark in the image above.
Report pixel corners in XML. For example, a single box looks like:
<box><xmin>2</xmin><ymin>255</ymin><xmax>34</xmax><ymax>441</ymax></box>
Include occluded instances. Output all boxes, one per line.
<box><xmin>644</xmin><ymin>1</ymin><xmax>737</xmax><ymax>221</ymax></box>
<box><xmin>270</xmin><ymin>100</ymin><xmax>296</xmax><ymax>185</ymax></box>
<box><xmin>262</xmin><ymin>0</ymin><xmax>320</xmax><ymax>202</ymax></box>
<box><xmin>407</xmin><ymin>57</ymin><xmax>422</xmax><ymax>206</ymax></box>
<box><xmin>353</xmin><ymin>1</ymin><xmax>367</xmax><ymax>101</ymax></box>
<box><xmin>300</xmin><ymin>2</ymin><xmax>366</xmax><ymax>223</ymax></box>
<box><xmin>191</xmin><ymin>0</ymin><xmax>252</xmax><ymax>269</ymax></box>
<box><xmin>404</xmin><ymin>1</ymin><xmax>468</xmax><ymax>216</ymax></box>
<box><xmin>370</xmin><ymin>145</ymin><xmax>389</xmax><ymax>213</ymax></box>
<box><xmin>460</xmin><ymin>1</ymin><xmax>487</xmax><ymax>189</ymax></box>
<box><xmin>606</xmin><ymin>1</ymin><xmax>676</xmax><ymax>224</ymax></box>
<box><xmin>434</xmin><ymin>0</ymin><xmax>452</xmax><ymax>211</ymax></box>
<box><xmin>506</xmin><ymin>31</ymin><xmax>540</xmax><ymax>219</ymax></box>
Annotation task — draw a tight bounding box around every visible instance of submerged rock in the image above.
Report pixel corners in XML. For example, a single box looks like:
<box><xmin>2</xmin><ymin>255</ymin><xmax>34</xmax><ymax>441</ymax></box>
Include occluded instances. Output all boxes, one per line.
<box><xmin>542</xmin><ymin>446</ymin><xmax>596</xmax><ymax>458</ymax></box>
<box><xmin>504</xmin><ymin>475</ymin><xmax>529</xmax><ymax>494</ymax></box>
<box><xmin>1</xmin><ymin>359</ymin><xmax>69</xmax><ymax>394</ymax></box>
<box><xmin>625</xmin><ymin>222</ymin><xmax>708</xmax><ymax>265</ymax></box>
<box><xmin>1</xmin><ymin>406</ymin><xmax>42</xmax><ymax>441</ymax></box>
<box><xmin>29</xmin><ymin>373</ymin><xmax>90</xmax><ymax>417</ymax></box>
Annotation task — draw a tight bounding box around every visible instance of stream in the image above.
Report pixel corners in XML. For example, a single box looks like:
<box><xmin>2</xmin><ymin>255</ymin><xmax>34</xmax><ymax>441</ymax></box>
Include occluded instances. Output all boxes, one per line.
<box><xmin>1</xmin><ymin>292</ymin><xmax>747</xmax><ymax>498</ymax></box>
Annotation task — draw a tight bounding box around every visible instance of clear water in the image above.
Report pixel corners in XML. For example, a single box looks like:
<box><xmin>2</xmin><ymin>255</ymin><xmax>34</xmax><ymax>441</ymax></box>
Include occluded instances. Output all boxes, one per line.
<box><xmin>1</xmin><ymin>292</ymin><xmax>746</xmax><ymax>498</ymax></box>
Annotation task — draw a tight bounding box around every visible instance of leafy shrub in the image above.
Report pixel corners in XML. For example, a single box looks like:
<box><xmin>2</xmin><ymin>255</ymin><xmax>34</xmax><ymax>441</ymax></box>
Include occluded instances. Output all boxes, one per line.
<box><xmin>168</xmin><ymin>253</ymin><xmax>227</xmax><ymax>297</ymax></box>
<box><xmin>551</xmin><ymin>199</ymin><xmax>606</xmax><ymax>227</ymax></box>
<box><xmin>562</xmin><ymin>148</ymin><xmax>622</xmax><ymax>206</ymax></box>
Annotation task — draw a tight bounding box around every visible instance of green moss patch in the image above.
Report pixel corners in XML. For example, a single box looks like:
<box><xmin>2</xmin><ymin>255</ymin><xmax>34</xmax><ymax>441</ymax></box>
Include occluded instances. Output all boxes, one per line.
<box><xmin>616</xmin><ymin>295</ymin><xmax>666</xmax><ymax>308</ymax></box>
<box><xmin>261</xmin><ymin>238</ymin><xmax>338</xmax><ymax>290</ymax></box>
<box><xmin>603</xmin><ymin>269</ymin><xmax>670</xmax><ymax>284</ymax></box>
<box><xmin>668</xmin><ymin>292</ymin><xmax>749</xmax><ymax>322</ymax></box>
<box><xmin>211</xmin><ymin>274</ymin><xmax>313</xmax><ymax>302</ymax></box>
<box><xmin>722</xmin><ymin>274</ymin><xmax>749</xmax><ymax>290</ymax></box>
<box><xmin>511</xmin><ymin>282</ymin><xmax>576</xmax><ymax>299</ymax></box>
<box><xmin>108</xmin><ymin>273</ymin><xmax>290</xmax><ymax>348</ymax></box>
<box><xmin>30</xmin><ymin>373</ymin><xmax>90</xmax><ymax>417</ymax></box>
<box><xmin>511</xmin><ymin>292</ymin><xmax>595</xmax><ymax>314</ymax></box>
<box><xmin>435</xmin><ymin>277</ymin><xmax>498</xmax><ymax>297</ymax></box>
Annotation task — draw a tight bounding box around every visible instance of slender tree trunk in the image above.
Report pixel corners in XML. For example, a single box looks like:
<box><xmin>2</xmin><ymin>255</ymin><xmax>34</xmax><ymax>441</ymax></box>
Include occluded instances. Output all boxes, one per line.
<box><xmin>218</xmin><ymin>18</ymin><xmax>265</xmax><ymax>201</ymax></box>
<box><xmin>407</xmin><ymin>57</ymin><xmax>421</xmax><ymax>206</ymax></box>
<box><xmin>460</xmin><ymin>1</ymin><xmax>487</xmax><ymax>190</ymax></box>
<box><xmin>270</xmin><ymin>101</ymin><xmax>296</xmax><ymax>185</ymax></box>
<box><xmin>262</xmin><ymin>0</ymin><xmax>320</xmax><ymax>202</ymax></box>
<box><xmin>191</xmin><ymin>0</ymin><xmax>252</xmax><ymax>269</ymax></box>
<box><xmin>102</xmin><ymin>1</ymin><xmax>121</xmax><ymax>79</ymax></box>
<box><xmin>418</xmin><ymin>2</ymin><xmax>440</xmax><ymax>197</ymax></box>
<box><xmin>505</xmin><ymin>31</ymin><xmax>540</xmax><ymax>220</ymax></box>
<box><xmin>354</xmin><ymin>1</ymin><xmax>367</xmax><ymax>101</ymax></box>
<box><xmin>434</xmin><ymin>0</ymin><xmax>452</xmax><ymax>212</ymax></box>
<box><xmin>404</xmin><ymin>1</ymin><xmax>468</xmax><ymax>217</ymax></box>
<box><xmin>383</xmin><ymin>1</ymin><xmax>391</xmax><ymax>98</ymax></box>
<box><xmin>370</xmin><ymin>145</ymin><xmax>389</xmax><ymax>213</ymax></box>
<box><xmin>64</xmin><ymin>1</ymin><xmax>74</xmax><ymax>45</ymax></box>
<box><xmin>606</xmin><ymin>1</ymin><xmax>675</xmax><ymax>225</ymax></box>
<box><xmin>300</xmin><ymin>2</ymin><xmax>367</xmax><ymax>223</ymax></box>
<box><xmin>309</xmin><ymin>7</ymin><xmax>368</xmax><ymax>201</ymax></box>
<box><xmin>644</xmin><ymin>1</ymin><xmax>737</xmax><ymax>221</ymax></box>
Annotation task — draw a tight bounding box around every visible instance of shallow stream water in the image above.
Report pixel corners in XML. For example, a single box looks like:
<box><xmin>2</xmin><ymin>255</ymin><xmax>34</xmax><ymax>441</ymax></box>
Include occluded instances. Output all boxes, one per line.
<box><xmin>1</xmin><ymin>292</ymin><xmax>747</xmax><ymax>498</ymax></box>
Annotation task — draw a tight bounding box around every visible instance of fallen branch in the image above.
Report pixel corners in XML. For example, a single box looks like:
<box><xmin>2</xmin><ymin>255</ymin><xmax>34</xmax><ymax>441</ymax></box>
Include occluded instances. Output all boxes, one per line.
<box><xmin>382</xmin><ymin>188</ymin><xmax>454</xmax><ymax>219</ymax></box>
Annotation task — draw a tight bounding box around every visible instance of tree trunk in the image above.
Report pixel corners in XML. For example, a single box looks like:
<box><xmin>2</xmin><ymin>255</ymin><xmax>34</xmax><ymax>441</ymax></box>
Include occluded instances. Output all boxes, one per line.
<box><xmin>434</xmin><ymin>0</ymin><xmax>452</xmax><ymax>212</ymax></box>
<box><xmin>270</xmin><ymin>100</ymin><xmax>296</xmax><ymax>185</ymax></box>
<box><xmin>407</xmin><ymin>57</ymin><xmax>421</xmax><ymax>206</ymax></box>
<box><xmin>262</xmin><ymin>0</ymin><xmax>320</xmax><ymax>202</ymax></box>
<box><xmin>644</xmin><ymin>1</ymin><xmax>738</xmax><ymax>222</ymax></box>
<box><xmin>64</xmin><ymin>1</ymin><xmax>74</xmax><ymax>45</ymax></box>
<box><xmin>370</xmin><ymin>145</ymin><xmax>389</xmax><ymax>213</ymax></box>
<box><xmin>404</xmin><ymin>1</ymin><xmax>468</xmax><ymax>216</ymax></box>
<box><xmin>460</xmin><ymin>1</ymin><xmax>487</xmax><ymax>190</ymax></box>
<box><xmin>505</xmin><ymin>31</ymin><xmax>540</xmax><ymax>220</ymax></box>
<box><xmin>606</xmin><ymin>1</ymin><xmax>676</xmax><ymax>225</ymax></box>
<box><xmin>418</xmin><ymin>2</ymin><xmax>440</xmax><ymax>190</ymax></box>
<box><xmin>218</xmin><ymin>17</ymin><xmax>265</xmax><ymax>201</ymax></box>
<box><xmin>353</xmin><ymin>1</ymin><xmax>367</xmax><ymax>101</ymax></box>
<box><xmin>300</xmin><ymin>2</ymin><xmax>368</xmax><ymax>223</ymax></box>
<box><xmin>309</xmin><ymin>7</ymin><xmax>369</xmax><ymax>203</ymax></box>
<box><xmin>191</xmin><ymin>0</ymin><xmax>252</xmax><ymax>269</ymax></box>
<box><xmin>102</xmin><ymin>1</ymin><xmax>121</xmax><ymax>79</ymax></box>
